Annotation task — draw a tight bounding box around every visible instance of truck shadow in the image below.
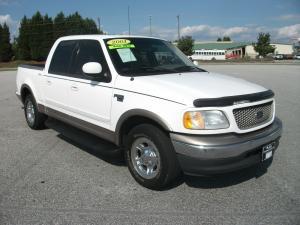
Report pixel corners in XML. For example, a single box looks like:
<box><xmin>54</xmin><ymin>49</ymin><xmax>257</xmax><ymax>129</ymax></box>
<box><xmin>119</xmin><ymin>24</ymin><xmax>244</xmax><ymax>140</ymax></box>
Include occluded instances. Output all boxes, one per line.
<box><xmin>45</xmin><ymin>118</ymin><xmax>125</xmax><ymax>167</ymax></box>
<box><xmin>182</xmin><ymin>159</ymin><xmax>272</xmax><ymax>189</ymax></box>
<box><xmin>45</xmin><ymin>118</ymin><xmax>273</xmax><ymax>189</ymax></box>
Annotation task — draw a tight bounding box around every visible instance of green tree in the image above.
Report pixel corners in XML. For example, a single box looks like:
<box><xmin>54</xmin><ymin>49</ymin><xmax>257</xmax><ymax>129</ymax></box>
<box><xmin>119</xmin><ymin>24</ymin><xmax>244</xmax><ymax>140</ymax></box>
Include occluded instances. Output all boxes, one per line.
<box><xmin>54</xmin><ymin>12</ymin><xmax>66</xmax><ymax>40</ymax></box>
<box><xmin>223</xmin><ymin>36</ymin><xmax>231</xmax><ymax>41</ymax></box>
<box><xmin>15</xmin><ymin>11</ymin><xmax>102</xmax><ymax>61</ymax></box>
<box><xmin>177</xmin><ymin>36</ymin><xmax>194</xmax><ymax>56</ymax></box>
<box><xmin>54</xmin><ymin>12</ymin><xmax>100</xmax><ymax>38</ymax></box>
<box><xmin>253</xmin><ymin>32</ymin><xmax>275</xmax><ymax>57</ymax></box>
<box><xmin>84</xmin><ymin>18</ymin><xmax>101</xmax><ymax>34</ymax></box>
<box><xmin>66</xmin><ymin>12</ymin><xmax>84</xmax><ymax>35</ymax></box>
<box><xmin>0</xmin><ymin>24</ymin><xmax>2</xmax><ymax>60</ymax></box>
<box><xmin>40</xmin><ymin>14</ymin><xmax>54</xmax><ymax>59</ymax></box>
<box><xmin>217</xmin><ymin>37</ymin><xmax>222</xmax><ymax>42</ymax></box>
<box><xmin>29</xmin><ymin>11</ymin><xmax>44</xmax><ymax>60</ymax></box>
<box><xmin>17</xmin><ymin>16</ymin><xmax>31</xmax><ymax>60</ymax></box>
<box><xmin>12</xmin><ymin>37</ymin><xmax>18</xmax><ymax>60</ymax></box>
<box><xmin>0</xmin><ymin>23</ymin><xmax>13</xmax><ymax>62</ymax></box>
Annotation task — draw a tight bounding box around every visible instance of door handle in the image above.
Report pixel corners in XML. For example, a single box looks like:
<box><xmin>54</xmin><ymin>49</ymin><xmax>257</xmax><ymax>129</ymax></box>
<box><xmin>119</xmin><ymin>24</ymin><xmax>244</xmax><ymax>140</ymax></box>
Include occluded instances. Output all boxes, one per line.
<box><xmin>71</xmin><ymin>85</ymin><xmax>79</xmax><ymax>91</ymax></box>
<box><xmin>46</xmin><ymin>80</ymin><xmax>52</xmax><ymax>85</ymax></box>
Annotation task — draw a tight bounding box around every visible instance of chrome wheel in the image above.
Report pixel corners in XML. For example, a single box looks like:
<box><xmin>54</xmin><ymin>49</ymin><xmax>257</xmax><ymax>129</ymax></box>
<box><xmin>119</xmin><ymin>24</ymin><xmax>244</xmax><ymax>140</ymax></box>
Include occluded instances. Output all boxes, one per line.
<box><xmin>26</xmin><ymin>100</ymin><xmax>35</xmax><ymax>126</ymax></box>
<box><xmin>130</xmin><ymin>137</ymin><xmax>161</xmax><ymax>179</ymax></box>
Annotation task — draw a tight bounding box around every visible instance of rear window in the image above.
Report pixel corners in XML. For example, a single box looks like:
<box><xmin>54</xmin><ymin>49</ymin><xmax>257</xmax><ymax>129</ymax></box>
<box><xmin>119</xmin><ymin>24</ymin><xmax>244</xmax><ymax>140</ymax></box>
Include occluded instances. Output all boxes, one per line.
<box><xmin>49</xmin><ymin>40</ymin><xmax>76</xmax><ymax>75</ymax></box>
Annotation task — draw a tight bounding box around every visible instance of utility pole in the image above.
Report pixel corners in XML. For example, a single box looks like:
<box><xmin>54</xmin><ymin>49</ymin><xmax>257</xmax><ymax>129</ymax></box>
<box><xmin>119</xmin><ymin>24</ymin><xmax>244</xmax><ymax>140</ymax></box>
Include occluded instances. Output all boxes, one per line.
<box><xmin>128</xmin><ymin>5</ymin><xmax>131</xmax><ymax>35</ymax></box>
<box><xmin>177</xmin><ymin>14</ymin><xmax>180</xmax><ymax>40</ymax></box>
<box><xmin>149</xmin><ymin>15</ymin><xmax>152</xmax><ymax>36</ymax></box>
<box><xmin>97</xmin><ymin>17</ymin><xmax>101</xmax><ymax>33</ymax></box>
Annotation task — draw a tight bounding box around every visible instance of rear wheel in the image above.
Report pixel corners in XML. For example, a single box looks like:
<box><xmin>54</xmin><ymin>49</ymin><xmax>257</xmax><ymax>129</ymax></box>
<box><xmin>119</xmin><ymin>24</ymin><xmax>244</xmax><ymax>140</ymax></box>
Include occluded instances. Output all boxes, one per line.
<box><xmin>24</xmin><ymin>94</ymin><xmax>47</xmax><ymax>129</ymax></box>
<box><xmin>125</xmin><ymin>124</ymin><xmax>181</xmax><ymax>190</ymax></box>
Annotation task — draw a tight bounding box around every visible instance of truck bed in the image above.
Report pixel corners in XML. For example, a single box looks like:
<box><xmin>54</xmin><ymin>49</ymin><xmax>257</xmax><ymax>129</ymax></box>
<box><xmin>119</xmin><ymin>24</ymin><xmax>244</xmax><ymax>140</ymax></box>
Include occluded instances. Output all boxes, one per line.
<box><xmin>19</xmin><ymin>64</ymin><xmax>45</xmax><ymax>71</ymax></box>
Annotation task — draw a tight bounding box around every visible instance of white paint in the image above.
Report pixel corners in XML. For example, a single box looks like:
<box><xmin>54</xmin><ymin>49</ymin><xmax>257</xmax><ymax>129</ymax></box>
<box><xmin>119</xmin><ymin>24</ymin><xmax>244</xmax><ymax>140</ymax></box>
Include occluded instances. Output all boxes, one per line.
<box><xmin>16</xmin><ymin>35</ymin><xmax>276</xmax><ymax>136</ymax></box>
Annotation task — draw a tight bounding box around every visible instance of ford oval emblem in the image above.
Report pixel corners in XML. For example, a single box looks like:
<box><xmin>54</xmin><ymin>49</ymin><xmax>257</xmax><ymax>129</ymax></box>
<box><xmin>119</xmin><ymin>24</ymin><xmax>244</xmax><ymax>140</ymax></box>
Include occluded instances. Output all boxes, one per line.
<box><xmin>255</xmin><ymin>111</ymin><xmax>264</xmax><ymax>120</ymax></box>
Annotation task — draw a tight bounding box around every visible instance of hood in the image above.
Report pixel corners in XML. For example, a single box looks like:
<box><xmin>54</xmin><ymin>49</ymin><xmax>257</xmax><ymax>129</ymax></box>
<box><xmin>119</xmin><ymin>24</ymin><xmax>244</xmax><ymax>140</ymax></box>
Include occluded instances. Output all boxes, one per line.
<box><xmin>115</xmin><ymin>72</ymin><xmax>267</xmax><ymax>106</ymax></box>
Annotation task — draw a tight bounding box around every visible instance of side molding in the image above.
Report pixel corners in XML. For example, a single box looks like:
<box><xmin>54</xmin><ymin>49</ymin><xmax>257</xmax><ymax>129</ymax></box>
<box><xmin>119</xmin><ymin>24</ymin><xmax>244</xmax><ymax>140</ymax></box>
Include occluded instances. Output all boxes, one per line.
<box><xmin>45</xmin><ymin>106</ymin><xmax>116</xmax><ymax>143</ymax></box>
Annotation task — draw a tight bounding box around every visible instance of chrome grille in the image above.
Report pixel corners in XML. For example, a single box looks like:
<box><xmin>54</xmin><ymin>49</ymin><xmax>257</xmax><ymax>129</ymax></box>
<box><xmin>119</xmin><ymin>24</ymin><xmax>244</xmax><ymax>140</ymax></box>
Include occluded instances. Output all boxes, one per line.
<box><xmin>233</xmin><ymin>101</ymin><xmax>273</xmax><ymax>130</ymax></box>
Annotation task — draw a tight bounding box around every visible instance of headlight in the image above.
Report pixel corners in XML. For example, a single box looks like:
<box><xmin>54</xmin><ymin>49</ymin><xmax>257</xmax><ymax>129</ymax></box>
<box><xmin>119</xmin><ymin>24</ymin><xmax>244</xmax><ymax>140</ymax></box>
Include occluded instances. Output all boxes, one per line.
<box><xmin>183</xmin><ymin>110</ymin><xmax>229</xmax><ymax>130</ymax></box>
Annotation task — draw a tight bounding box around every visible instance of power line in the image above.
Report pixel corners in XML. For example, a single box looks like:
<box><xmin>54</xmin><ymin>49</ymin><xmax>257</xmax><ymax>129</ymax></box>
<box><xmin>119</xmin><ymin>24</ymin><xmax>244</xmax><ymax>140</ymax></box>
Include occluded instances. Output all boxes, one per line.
<box><xmin>177</xmin><ymin>15</ymin><xmax>180</xmax><ymax>40</ymax></box>
<box><xmin>128</xmin><ymin>5</ymin><xmax>131</xmax><ymax>35</ymax></box>
<box><xmin>97</xmin><ymin>17</ymin><xmax>101</xmax><ymax>31</ymax></box>
<box><xmin>149</xmin><ymin>15</ymin><xmax>152</xmax><ymax>36</ymax></box>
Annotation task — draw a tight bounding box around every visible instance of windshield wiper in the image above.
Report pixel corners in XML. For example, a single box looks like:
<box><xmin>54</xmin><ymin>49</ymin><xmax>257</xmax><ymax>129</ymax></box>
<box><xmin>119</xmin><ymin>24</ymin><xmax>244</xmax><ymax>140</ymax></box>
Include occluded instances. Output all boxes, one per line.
<box><xmin>119</xmin><ymin>66</ymin><xmax>177</xmax><ymax>77</ymax></box>
<box><xmin>174</xmin><ymin>65</ymin><xmax>206</xmax><ymax>72</ymax></box>
<box><xmin>139</xmin><ymin>66</ymin><xmax>177</xmax><ymax>73</ymax></box>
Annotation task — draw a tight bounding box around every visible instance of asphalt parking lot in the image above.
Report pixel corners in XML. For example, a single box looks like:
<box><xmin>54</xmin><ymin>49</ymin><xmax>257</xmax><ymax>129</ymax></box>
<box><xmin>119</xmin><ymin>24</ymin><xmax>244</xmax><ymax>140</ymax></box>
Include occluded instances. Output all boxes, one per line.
<box><xmin>0</xmin><ymin>64</ymin><xmax>299</xmax><ymax>225</ymax></box>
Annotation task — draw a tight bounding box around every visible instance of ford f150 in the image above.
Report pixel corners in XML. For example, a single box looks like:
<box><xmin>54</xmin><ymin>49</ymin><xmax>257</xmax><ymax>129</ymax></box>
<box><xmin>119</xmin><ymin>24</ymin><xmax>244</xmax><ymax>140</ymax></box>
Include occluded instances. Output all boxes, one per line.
<box><xmin>16</xmin><ymin>35</ymin><xmax>282</xmax><ymax>189</ymax></box>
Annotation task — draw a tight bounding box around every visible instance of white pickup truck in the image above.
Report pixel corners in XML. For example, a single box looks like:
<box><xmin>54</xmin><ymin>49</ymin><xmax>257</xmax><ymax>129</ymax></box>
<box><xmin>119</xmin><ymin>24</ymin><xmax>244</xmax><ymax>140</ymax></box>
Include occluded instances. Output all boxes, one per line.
<box><xmin>16</xmin><ymin>35</ymin><xmax>282</xmax><ymax>189</ymax></box>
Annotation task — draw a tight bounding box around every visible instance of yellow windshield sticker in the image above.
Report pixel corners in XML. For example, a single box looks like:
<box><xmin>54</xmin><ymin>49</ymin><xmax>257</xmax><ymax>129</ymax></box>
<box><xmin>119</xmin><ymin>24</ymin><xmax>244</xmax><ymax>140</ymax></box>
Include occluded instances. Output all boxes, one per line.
<box><xmin>107</xmin><ymin>39</ymin><xmax>135</xmax><ymax>49</ymax></box>
<box><xmin>107</xmin><ymin>39</ymin><xmax>131</xmax><ymax>45</ymax></box>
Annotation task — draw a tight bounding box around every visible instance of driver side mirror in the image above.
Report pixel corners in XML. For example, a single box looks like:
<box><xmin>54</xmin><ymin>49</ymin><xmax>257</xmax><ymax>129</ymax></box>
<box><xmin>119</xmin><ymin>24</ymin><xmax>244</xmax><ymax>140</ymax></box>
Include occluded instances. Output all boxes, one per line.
<box><xmin>82</xmin><ymin>62</ymin><xmax>102</xmax><ymax>76</ymax></box>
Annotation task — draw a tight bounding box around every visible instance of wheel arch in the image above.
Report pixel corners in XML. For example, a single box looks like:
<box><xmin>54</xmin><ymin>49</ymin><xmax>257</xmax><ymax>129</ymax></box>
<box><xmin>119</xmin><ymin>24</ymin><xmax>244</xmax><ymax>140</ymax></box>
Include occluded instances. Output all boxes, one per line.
<box><xmin>115</xmin><ymin>109</ymin><xmax>171</xmax><ymax>146</ymax></box>
<box><xmin>20</xmin><ymin>84</ymin><xmax>34</xmax><ymax>103</ymax></box>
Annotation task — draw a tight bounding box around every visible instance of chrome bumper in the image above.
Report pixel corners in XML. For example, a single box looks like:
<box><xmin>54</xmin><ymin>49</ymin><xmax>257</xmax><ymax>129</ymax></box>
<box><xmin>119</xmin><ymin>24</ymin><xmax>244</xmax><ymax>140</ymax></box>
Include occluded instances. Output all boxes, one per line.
<box><xmin>171</xmin><ymin>117</ymin><xmax>282</xmax><ymax>175</ymax></box>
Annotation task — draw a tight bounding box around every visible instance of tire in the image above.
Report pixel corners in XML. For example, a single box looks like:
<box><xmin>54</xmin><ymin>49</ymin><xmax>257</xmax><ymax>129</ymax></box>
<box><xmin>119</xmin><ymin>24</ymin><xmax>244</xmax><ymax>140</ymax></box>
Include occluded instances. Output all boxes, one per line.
<box><xmin>125</xmin><ymin>124</ymin><xmax>181</xmax><ymax>190</ymax></box>
<box><xmin>24</xmin><ymin>94</ymin><xmax>47</xmax><ymax>130</ymax></box>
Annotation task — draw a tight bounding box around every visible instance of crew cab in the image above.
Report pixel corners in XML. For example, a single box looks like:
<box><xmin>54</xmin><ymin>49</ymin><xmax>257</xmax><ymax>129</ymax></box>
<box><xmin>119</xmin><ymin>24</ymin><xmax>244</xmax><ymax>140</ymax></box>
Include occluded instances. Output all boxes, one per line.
<box><xmin>16</xmin><ymin>35</ymin><xmax>282</xmax><ymax>189</ymax></box>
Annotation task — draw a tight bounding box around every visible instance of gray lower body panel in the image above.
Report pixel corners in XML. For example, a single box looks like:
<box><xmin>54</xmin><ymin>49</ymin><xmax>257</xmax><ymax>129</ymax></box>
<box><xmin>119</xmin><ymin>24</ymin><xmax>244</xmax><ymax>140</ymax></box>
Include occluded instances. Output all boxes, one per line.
<box><xmin>171</xmin><ymin>118</ymin><xmax>282</xmax><ymax>175</ymax></box>
<box><xmin>38</xmin><ymin>104</ymin><xmax>116</xmax><ymax>144</ymax></box>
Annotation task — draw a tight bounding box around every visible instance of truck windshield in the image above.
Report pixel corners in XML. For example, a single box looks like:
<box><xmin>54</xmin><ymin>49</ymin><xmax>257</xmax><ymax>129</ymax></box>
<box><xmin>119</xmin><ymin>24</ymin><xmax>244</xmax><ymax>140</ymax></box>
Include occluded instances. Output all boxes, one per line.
<box><xmin>104</xmin><ymin>37</ymin><xmax>206</xmax><ymax>76</ymax></box>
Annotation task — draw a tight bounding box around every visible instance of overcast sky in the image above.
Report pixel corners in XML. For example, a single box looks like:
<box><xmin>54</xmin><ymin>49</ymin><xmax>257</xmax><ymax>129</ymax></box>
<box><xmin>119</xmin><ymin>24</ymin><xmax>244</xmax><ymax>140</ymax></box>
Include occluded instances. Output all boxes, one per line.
<box><xmin>0</xmin><ymin>0</ymin><xmax>299</xmax><ymax>42</ymax></box>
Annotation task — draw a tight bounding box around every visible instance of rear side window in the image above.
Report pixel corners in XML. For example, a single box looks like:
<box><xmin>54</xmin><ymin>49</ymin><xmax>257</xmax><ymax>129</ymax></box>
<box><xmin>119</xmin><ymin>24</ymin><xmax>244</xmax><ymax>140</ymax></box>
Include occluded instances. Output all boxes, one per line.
<box><xmin>48</xmin><ymin>40</ymin><xmax>76</xmax><ymax>75</ymax></box>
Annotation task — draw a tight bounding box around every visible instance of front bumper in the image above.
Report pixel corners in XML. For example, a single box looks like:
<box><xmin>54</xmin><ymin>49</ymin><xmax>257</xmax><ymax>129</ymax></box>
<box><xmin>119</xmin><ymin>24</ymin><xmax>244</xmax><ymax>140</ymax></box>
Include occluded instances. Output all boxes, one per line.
<box><xmin>171</xmin><ymin>117</ymin><xmax>282</xmax><ymax>175</ymax></box>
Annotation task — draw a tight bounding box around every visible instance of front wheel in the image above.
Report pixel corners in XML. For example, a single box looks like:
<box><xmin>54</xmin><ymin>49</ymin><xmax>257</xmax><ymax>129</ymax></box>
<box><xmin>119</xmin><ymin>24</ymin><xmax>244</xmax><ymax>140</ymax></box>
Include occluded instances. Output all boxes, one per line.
<box><xmin>125</xmin><ymin>124</ymin><xmax>181</xmax><ymax>190</ymax></box>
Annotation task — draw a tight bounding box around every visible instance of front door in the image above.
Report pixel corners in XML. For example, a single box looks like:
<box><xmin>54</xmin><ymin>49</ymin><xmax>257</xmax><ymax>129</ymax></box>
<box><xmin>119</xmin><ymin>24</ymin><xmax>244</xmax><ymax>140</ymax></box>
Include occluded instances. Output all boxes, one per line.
<box><xmin>66</xmin><ymin>39</ymin><xmax>113</xmax><ymax>130</ymax></box>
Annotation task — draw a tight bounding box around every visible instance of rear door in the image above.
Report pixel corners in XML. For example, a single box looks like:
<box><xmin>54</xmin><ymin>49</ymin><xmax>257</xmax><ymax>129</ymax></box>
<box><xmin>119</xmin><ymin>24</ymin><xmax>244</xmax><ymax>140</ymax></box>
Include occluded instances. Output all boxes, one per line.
<box><xmin>44</xmin><ymin>40</ymin><xmax>77</xmax><ymax>113</ymax></box>
<box><xmin>66</xmin><ymin>39</ymin><xmax>113</xmax><ymax>130</ymax></box>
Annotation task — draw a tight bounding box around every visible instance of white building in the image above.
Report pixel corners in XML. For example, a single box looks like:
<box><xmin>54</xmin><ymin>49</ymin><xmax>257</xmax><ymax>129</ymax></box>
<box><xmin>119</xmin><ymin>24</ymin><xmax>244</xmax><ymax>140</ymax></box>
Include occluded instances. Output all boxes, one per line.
<box><xmin>191</xmin><ymin>41</ymin><xmax>294</xmax><ymax>60</ymax></box>
<box><xmin>245</xmin><ymin>43</ymin><xmax>294</xmax><ymax>58</ymax></box>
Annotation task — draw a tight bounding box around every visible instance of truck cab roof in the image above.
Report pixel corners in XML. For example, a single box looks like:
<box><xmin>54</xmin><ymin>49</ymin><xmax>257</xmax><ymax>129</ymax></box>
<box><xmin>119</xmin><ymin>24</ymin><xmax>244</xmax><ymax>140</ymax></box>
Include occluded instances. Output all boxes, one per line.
<box><xmin>57</xmin><ymin>34</ymin><xmax>166</xmax><ymax>42</ymax></box>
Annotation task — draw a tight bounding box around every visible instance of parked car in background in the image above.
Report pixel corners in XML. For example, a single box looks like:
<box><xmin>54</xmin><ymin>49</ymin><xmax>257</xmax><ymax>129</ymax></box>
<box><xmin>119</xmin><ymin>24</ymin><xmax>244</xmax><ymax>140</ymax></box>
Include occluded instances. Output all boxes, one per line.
<box><xmin>294</xmin><ymin>54</ymin><xmax>300</xmax><ymax>59</ymax></box>
<box><xmin>273</xmin><ymin>54</ymin><xmax>284</xmax><ymax>60</ymax></box>
<box><xmin>283</xmin><ymin>54</ymin><xmax>294</xmax><ymax>60</ymax></box>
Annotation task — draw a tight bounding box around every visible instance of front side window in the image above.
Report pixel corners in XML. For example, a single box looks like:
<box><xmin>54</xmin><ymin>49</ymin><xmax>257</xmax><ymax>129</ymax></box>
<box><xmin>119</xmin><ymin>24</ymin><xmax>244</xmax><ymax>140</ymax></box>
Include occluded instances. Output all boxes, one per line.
<box><xmin>105</xmin><ymin>38</ymin><xmax>206</xmax><ymax>76</ymax></box>
<box><xmin>70</xmin><ymin>40</ymin><xmax>110</xmax><ymax>79</ymax></box>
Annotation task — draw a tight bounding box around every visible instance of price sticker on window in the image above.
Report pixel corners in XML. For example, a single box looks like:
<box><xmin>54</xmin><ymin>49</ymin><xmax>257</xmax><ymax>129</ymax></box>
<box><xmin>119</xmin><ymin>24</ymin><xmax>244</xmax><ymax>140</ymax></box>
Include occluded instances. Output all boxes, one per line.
<box><xmin>107</xmin><ymin>39</ymin><xmax>135</xmax><ymax>49</ymax></box>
